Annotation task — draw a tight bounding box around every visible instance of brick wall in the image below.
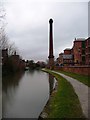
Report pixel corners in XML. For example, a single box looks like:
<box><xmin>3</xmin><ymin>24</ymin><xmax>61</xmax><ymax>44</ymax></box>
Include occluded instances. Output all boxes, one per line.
<box><xmin>54</xmin><ymin>66</ymin><xmax>90</xmax><ymax>76</ymax></box>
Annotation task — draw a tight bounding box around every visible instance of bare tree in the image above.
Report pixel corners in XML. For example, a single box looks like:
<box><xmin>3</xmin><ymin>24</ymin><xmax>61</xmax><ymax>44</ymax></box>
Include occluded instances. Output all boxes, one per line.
<box><xmin>0</xmin><ymin>30</ymin><xmax>9</xmax><ymax>49</ymax></box>
<box><xmin>0</xmin><ymin>1</ymin><xmax>7</xmax><ymax>50</ymax></box>
<box><xmin>8</xmin><ymin>42</ymin><xmax>19</xmax><ymax>56</ymax></box>
<box><xmin>0</xmin><ymin>3</ymin><xmax>18</xmax><ymax>56</ymax></box>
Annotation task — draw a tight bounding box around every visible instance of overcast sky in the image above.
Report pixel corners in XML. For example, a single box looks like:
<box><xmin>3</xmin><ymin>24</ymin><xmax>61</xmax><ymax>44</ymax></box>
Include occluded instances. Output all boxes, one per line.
<box><xmin>4</xmin><ymin>0</ymin><xmax>88</xmax><ymax>62</ymax></box>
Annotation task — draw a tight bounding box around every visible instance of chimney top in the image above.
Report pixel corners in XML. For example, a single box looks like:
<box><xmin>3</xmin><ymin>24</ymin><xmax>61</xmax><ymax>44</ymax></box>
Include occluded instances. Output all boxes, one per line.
<box><xmin>49</xmin><ymin>18</ymin><xmax>53</xmax><ymax>23</ymax></box>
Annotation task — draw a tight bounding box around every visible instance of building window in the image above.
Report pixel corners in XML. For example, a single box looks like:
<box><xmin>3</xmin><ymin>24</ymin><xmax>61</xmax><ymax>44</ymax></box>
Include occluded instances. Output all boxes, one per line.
<box><xmin>78</xmin><ymin>48</ymin><xmax>80</xmax><ymax>52</ymax></box>
<box><xmin>76</xmin><ymin>60</ymin><xmax>78</xmax><ymax>63</ymax></box>
<box><xmin>82</xmin><ymin>41</ymin><xmax>85</xmax><ymax>48</ymax></box>
<box><xmin>89</xmin><ymin>47</ymin><xmax>90</xmax><ymax>53</ymax></box>
<box><xmin>82</xmin><ymin>50</ymin><xmax>85</xmax><ymax>54</ymax></box>
<box><xmin>88</xmin><ymin>40</ymin><xmax>90</xmax><ymax>45</ymax></box>
<box><xmin>82</xmin><ymin>56</ymin><xmax>85</xmax><ymax>62</ymax></box>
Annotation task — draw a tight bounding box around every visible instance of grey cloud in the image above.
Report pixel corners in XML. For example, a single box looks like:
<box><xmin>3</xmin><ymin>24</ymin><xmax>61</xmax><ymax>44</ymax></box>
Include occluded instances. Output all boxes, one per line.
<box><xmin>5</xmin><ymin>1</ymin><xmax>88</xmax><ymax>62</ymax></box>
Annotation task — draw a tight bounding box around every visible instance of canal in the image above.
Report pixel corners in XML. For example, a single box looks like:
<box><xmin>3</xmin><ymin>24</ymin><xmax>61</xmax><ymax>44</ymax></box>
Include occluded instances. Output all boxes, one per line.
<box><xmin>2</xmin><ymin>70</ymin><xmax>55</xmax><ymax>118</ymax></box>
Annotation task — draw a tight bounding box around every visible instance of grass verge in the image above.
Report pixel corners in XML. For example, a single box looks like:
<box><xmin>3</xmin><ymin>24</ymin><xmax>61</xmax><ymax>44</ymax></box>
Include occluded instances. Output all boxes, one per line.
<box><xmin>56</xmin><ymin>70</ymin><xmax>90</xmax><ymax>87</ymax></box>
<box><xmin>42</xmin><ymin>69</ymin><xmax>85</xmax><ymax>118</ymax></box>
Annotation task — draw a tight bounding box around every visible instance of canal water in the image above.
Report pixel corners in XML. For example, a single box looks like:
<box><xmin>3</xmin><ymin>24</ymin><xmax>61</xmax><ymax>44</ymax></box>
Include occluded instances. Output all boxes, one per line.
<box><xmin>2</xmin><ymin>70</ymin><xmax>55</xmax><ymax>118</ymax></box>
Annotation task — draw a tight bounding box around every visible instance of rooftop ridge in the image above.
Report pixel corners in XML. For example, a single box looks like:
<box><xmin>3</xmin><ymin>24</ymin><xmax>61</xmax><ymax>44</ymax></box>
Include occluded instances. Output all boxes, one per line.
<box><xmin>75</xmin><ymin>38</ymin><xmax>85</xmax><ymax>41</ymax></box>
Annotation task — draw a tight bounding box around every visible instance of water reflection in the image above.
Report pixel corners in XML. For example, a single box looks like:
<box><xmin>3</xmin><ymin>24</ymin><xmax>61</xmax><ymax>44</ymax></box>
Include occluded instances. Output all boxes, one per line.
<box><xmin>48</xmin><ymin>73</ymin><xmax>57</xmax><ymax>95</ymax></box>
<box><xmin>2</xmin><ymin>71</ymin><xmax>24</xmax><ymax>94</ymax></box>
<box><xmin>2</xmin><ymin>71</ymin><xmax>25</xmax><ymax>118</ymax></box>
<box><xmin>2</xmin><ymin>70</ymin><xmax>49</xmax><ymax>118</ymax></box>
<box><xmin>48</xmin><ymin>74</ymin><xmax>54</xmax><ymax>95</ymax></box>
<box><xmin>2</xmin><ymin>70</ymin><xmax>57</xmax><ymax>119</ymax></box>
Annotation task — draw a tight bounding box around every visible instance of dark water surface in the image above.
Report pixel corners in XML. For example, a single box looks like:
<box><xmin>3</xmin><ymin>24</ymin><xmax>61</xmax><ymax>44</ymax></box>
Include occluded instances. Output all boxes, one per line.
<box><xmin>2</xmin><ymin>70</ymin><xmax>54</xmax><ymax>118</ymax></box>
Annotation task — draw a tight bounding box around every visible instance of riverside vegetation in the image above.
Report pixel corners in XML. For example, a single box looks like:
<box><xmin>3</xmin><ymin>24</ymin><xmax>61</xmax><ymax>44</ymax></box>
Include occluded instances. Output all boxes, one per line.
<box><xmin>42</xmin><ymin>69</ymin><xmax>86</xmax><ymax>119</ymax></box>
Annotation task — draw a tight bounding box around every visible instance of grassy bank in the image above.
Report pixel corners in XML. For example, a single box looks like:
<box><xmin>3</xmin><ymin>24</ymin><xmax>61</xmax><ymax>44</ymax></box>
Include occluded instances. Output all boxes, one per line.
<box><xmin>42</xmin><ymin>69</ymin><xmax>85</xmax><ymax>118</ymax></box>
<box><xmin>56</xmin><ymin>70</ymin><xmax>90</xmax><ymax>87</ymax></box>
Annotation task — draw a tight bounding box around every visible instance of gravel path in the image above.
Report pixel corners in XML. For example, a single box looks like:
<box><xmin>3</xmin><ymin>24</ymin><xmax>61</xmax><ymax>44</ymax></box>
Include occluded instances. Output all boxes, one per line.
<box><xmin>52</xmin><ymin>70</ymin><xmax>89</xmax><ymax>118</ymax></box>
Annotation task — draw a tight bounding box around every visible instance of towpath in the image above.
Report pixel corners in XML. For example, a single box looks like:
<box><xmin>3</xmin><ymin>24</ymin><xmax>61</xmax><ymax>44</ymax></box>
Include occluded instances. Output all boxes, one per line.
<box><xmin>52</xmin><ymin>70</ymin><xmax>90</xmax><ymax>118</ymax></box>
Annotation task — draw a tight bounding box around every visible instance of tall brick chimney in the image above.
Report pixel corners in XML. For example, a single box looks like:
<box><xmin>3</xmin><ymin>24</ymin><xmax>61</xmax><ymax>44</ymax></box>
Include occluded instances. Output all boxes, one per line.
<box><xmin>48</xmin><ymin>18</ymin><xmax>54</xmax><ymax>69</ymax></box>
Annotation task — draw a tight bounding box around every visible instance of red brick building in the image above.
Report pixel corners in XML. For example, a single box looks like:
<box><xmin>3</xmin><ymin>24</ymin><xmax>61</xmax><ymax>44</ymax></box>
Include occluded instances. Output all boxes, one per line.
<box><xmin>64</xmin><ymin>48</ymin><xmax>72</xmax><ymax>54</ymax></box>
<box><xmin>10</xmin><ymin>53</ymin><xmax>25</xmax><ymax>71</ymax></box>
<box><xmin>63</xmin><ymin>48</ymin><xmax>74</xmax><ymax>66</ymax></box>
<box><xmin>57</xmin><ymin>49</ymin><xmax>74</xmax><ymax>66</ymax></box>
<box><xmin>57</xmin><ymin>37</ymin><xmax>90</xmax><ymax>66</ymax></box>
<box><xmin>10</xmin><ymin>54</ymin><xmax>20</xmax><ymax>71</ymax></box>
<box><xmin>73</xmin><ymin>38</ymin><xmax>86</xmax><ymax>65</ymax></box>
<box><xmin>85</xmin><ymin>37</ymin><xmax>90</xmax><ymax>65</ymax></box>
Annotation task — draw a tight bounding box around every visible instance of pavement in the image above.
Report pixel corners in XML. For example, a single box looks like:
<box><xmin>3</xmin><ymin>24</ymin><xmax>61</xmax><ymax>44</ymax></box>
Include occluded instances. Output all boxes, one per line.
<box><xmin>52</xmin><ymin>70</ymin><xmax>90</xmax><ymax>118</ymax></box>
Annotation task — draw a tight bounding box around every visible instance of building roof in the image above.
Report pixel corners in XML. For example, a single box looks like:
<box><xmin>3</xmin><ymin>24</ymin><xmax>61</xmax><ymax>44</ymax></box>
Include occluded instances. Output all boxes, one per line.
<box><xmin>75</xmin><ymin>38</ymin><xmax>85</xmax><ymax>41</ymax></box>
<box><xmin>64</xmin><ymin>48</ymin><xmax>71</xmax><ymax>51</ymax></box>
<box><xmin>63</xmin><ymin>54</ymin><xmax>73</xmax><ymax>59</ymax></box>
<box><xmin>86</xmin><ymin>37</ymin><xmax>90</xmax><ymax>40</ymax></box>
<box><xmin>59</xmin><ymin>53</ymin><xmax>64</xmax><ymax>55</ymax></box>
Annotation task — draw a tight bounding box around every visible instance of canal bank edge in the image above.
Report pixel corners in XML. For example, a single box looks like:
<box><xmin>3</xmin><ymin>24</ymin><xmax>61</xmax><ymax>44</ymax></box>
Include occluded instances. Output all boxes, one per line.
<box><xmin>39</xmin><ymin>69</ymin><xmax>58</xmax><ymax>119</ymax></box>
<box><xmin>39</xmin><ymin>68</ymin><xmax>86</xmax><ymax>119</ymax></box>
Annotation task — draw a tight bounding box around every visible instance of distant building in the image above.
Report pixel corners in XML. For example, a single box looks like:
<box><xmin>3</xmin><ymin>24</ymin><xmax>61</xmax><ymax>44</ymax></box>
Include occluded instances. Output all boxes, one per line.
<box><xmin>85</xmin><ymin>37</ymin><xmax>90</xmax><ymax>65</ymax></box>
<box><xmin>57</xmin><ymin>37</ymin><xmax>90</xmax><ymax>66</ymax></box>
<box><xmin>19</xmin><ymin>59</ymin><xmax>25</xmax><ymax>70</ymax></box>
<box><xmin>2</xmin><ymin>49</ymin><xmax>8</xmax><ymax>65</ymax></box>
<box><xmin>57</xmin><ymin>49</ymin><xmax>74</xmax><ymax>66</ymax></box>
<box><xmin>73</xmin><ymin>38</ymin><xmax>86</xmax><ymax>65</ymax></box>
<box><xmin>57</xmin><ymin>53</ymin><xmax>64</xmax><ymax>65</ymax></box>
<box><xmin>64</xmin><ymin>48</ymin><xmax>72</xmax><ymax>54</ymax></box>
<box><xmin>10</xmin><ymin>52</ymin><xmax>25</xmax><ymax>71</ymax></box>
<box><xmin>36</xmin><ymin>61</ymin><xmax>46</xmax><ymax>68</ymax></box>
<box><xmin>2</xmin><ymin>50</ymin><xmax>25</xmax><ymax>73</ymax></box>
<box><xmin>10</xmin><ymin>54</ymin><xmax>20</xmax><ymax>71</ymax></box>
<box><xmin>63</xmin><ymin>48</ymin><xmax>74</xmax><ymax>66</ymax></box>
